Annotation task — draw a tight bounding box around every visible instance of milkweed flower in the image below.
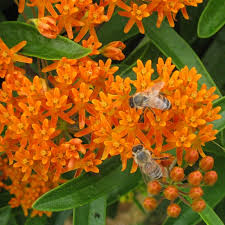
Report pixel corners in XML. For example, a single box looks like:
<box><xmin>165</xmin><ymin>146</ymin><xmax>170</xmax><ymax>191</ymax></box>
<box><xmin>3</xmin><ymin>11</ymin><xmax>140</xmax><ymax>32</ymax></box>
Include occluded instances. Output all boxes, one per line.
<box><xmin>118</xmin><ymin>3</ymin><xmax>150</xmax><ymax>34</ymax></box>
<box><xmin>0</xmin><ymin>39</ymin><xmax>32</xmax><ymax>78</ymax></box>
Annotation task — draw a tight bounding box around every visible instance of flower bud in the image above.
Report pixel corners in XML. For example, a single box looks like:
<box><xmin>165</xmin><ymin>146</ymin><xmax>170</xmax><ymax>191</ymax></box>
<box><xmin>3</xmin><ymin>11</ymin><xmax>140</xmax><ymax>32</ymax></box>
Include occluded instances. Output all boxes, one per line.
<box><xmin>37</xmin><ymin>17</ymin><xmax>59</xmax><ymax>39</ymax></box>
<box><xmin>189</xmin><ymin>187</ymin><xmax>203</xmax><ymax>200</ymax></box>
<box><xmin>191</xmin><ymin>199</ymin><xmax>206</xmax><ymax>212</ymax></box>
<box><xmin>204</xmin><ymin>170</ymin><xmax>218</xmax><ymax>186</ymax></box>
<box><xmin>170</xmin><ymin>167</ymin><xmax>184</xmax><ymax>182</ymax></box>
<box><xmin>185</xmin><ymin>149</ymin><xmax>199</xmax><ymax>165</ymax></box>
<box><xmin>188</xmin><ymin>171</ymin><xmax>203</xmax><ymax>186</ymax></box>
<box><xmin>147</xmin><ymin>180</ymin><xmax>162</xmax><ymax>195</ymax></box>
<box><xmin>167</xmin><ymin>203</ymin><xmax>181</xmax><ymax>218</ymax></box>
<box><xmin>143</xmin><ymin>197</ymin><xmax>157</xmax><ymax>211</ymax></box>
<box><xmin>100</xmin><ymin>41</ymin><xmax>126</xmax><ymax>61</ymax></box>
<box><xmin>199</xmin><ymin>156</ymin><xmax>214</xmax><ymax>171</ymax></box>
<box><xmin>164</xmin><ymin>186</ymin><xmax>179</xmax><ymax>200</ymax></box>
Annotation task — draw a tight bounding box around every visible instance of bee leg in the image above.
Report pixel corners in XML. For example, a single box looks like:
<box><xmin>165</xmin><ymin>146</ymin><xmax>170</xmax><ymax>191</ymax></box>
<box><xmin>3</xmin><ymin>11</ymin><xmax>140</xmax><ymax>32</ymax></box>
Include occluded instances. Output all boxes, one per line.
<box><xmin>149</xmin><ymin>107</ymin><xmax>156</xmax><ymax>119</ymax></box>
<box><xmin>169</xmin><ymin>158</ymin><xmax>177</xmax><ymax>171</ymax></box>
<box><xmin>138</xmin><ymin>112</ymin><xmax>145</xmax><ymax>123</ymax></box>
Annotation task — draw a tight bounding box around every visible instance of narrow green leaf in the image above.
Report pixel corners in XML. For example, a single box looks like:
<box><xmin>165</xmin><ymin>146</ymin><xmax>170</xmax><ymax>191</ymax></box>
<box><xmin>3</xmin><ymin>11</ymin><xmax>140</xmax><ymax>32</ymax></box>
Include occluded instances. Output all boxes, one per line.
<box><xmin>178</xmin><ymin>2</ymin><xmax>207</xmax><ymax>45</ymax></box>
<box><xmin>143</xmin><ymin>15</ymin><xmax>222</xmax><ymax>96</ymax></box>
<box><xmin>212</xmin><ymin>96</ymin><xmax>225</xmax><ymax>132</ymax></box>
<box><xmin>0</xmin><ymin>206</ymin><xmax>11</xmax><ymax>225</ymax></box>
<box><xmin>74</xmin><ymin>196</ymin><xmax>106</xmax><ymax>225</ymax></box>
<box><xmin>197</xmin><ymin>0</ymin><xmax>225</xmax><ymax>38</ymax></box>
<box><xmin>202</xmin><ymin>27</ymin><xmax>225</xmax><ymax>96</ymax></box>
<box><xmin>0</xmin><ymin>21</ymin><xmax>91</xmax><ymax>60</ymax></box>
<box><xmin>24</xmin><ymin>216</ymin><xmax>48</xmax><ymax>225</ymax></box>
<box><xmin>7</xmin><ymin>215</ymin><xmax>18</xmax><ymax>225</ymax></box>
<box><xmin>47</xmin><ymin>210</ymin><xmax>72</xmax><ymax>225</ymax></box>
<box><xmin>199</xmin><ymin>203</ymin><xmax>224</xmax><ymax>225</ymax></box>
<box><xmin>33</xmin><ymin>157</ymin><xmax>141</xmax><ymax>211</ymax></box>
<box><xmin>162</xmin><ymin>154</ymin><xmax>225</xmax><ymax>225</ymax></box>
<box><xmin>204</xmin><ymin>141</ymin><xmax>225</xmax><ymax>157</ymax></box>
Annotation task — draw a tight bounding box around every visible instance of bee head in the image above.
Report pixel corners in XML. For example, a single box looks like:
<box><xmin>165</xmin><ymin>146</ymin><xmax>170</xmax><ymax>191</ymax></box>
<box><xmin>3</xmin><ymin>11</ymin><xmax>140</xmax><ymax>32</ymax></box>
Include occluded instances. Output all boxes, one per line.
<box><xmin>132</xmin><ymin>144</ymin><xmax>143</xmax><ymax>154</ymax></box>
<box><xmin>129</xmin><ymin>97</ymin><xmax>135</xmax><ymax>108</ymax></box>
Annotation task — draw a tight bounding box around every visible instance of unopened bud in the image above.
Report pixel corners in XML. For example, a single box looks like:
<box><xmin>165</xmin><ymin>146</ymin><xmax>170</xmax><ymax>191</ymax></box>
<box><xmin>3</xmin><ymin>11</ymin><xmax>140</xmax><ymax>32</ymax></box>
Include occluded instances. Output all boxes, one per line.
<box><xmin>170</xmin><ymin>167</ymin><xmax>184</xmax><ymax>182</ymax></box>
<box><xmin>199</xmin><ymin>156</ymin><xmax>214</xmax><ymax>171</ymax></box>
<box><xmin>37</xmin><ymin>17</ymin><xmax>59</xmax><ymax>39</ymax></box>
<box><xmin>189</xmin><ymin>187</ymin><xmax>203</xmax><ymax>200</ymax></box>
<box><xmin>204</xmin><ymin>170</ymin><xmax>218</xmax><ymax>186</ymax></box>
<box><xmin>143</xmin><ymin>197</ymin><xmax>158</xmax><ymax>211</ymax></box>
<box><xmin>147</xmin><ymin>180</ymin><xmax>162</xmax><ymax>195</ymax></box>
<box><xmin>188</xmin><ymin>171</ymin><xmax>203</xmax><ymax>186</ymax></box>
<box><xmin>191</xmin><ymin>199</ymin><xmax>206</xmax><ymax>212</ymax></box>
<box><xmin>185</xmin><ymin>149</ymin><xmax>199</xmax><ymax>165</ymax></box>
<box><xmin>164</xmin><ymin>186</ymin><xmax>179</xmax><ymax>200</ymax></box>
<box><xmin>100</xmin><ymin>41</ymin><xmax>126</xmax><ymax>61</ymax></box>
<box><xmin>167</xmin><ymin>203</ymin><xmax>181</xmax><ymax>218</ymax></box>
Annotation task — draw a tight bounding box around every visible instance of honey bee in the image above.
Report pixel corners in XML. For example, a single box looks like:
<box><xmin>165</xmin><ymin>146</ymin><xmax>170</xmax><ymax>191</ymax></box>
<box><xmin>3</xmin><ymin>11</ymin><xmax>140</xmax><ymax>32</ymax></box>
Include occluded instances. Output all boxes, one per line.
<box><xmin>129</xmin><ymin>82</ymin><xmax>171</xmax><ymax>111</ymax></box>
<box><xmin>132</xmin><ymin>144</ymin><xmax>169</xmax><ymax>183</ymax></box>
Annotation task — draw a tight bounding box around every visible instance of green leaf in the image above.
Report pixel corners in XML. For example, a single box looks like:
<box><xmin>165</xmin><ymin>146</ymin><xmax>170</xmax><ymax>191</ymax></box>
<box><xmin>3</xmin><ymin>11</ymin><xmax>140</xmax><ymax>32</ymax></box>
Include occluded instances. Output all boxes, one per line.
<box><xmin>24</xmin><ymin>216</ymin><xmax>48</xmax><ymax>225</ymax></box>
<box><xmin>33</xmin><ymin>157</ymin><xmax>141</xmax><ymax>211</ymax></box>
<box><xmin>0</xmin><ymin>206</ymin><xmax>11</xmax><ymax>225</ymax></box>
<box><xmin>47</xmin><ymin>210</ymin><xmax>72</xmax><ymax>225</ymax></box>
<box><xmin>197</xmin><ymin>0</ymin><xmax>225</xmax><ymax>38</ymax></box>
<box><xmin>0</xmin><ymin>191</ymin><xmax>11</xmax><ymax>208</ymax></box>
<box><xmin>162</xmin><ymin>154</ymin><xmax>225</xmax><ymax>225</ymax></box>
<box><xmin>212</xmin><ymin>96</ymin><xmax>225</xmax><ymax>132</ymax></box>
<box><xmin>204</xmin><ymin>141</ymin><xmax>225</xmax><ymax>157</ymax></box>
<box><xmin>199</xmin><ymin>203</ymin><xmax>224</xmax><ymax>225</ymax></box>
<box><xmin>202</xmin><ymin>27</ymin><xmax>225</xmax><ymax>96</ymax></box>
<box><xmin>73</xmin><ymin>196</ymin><xmax>106</xmax><ymax>225</ymax></box>
<box><xmin>143</xmin><ymin>15</ymin><xmax>222</xmax><ymax>97</ymax></box>
<box><xmin>0</xmin><ymin>21</ymin><xmax>91</xmax><ymax>60</ymax></box>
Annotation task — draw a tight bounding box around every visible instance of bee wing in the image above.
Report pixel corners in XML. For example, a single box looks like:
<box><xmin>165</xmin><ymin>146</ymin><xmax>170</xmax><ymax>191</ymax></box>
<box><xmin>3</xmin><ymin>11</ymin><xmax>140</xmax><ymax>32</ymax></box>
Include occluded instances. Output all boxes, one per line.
<box><xmin>143</xmin><ymin>82</ymin><xmax>165</xmax><ymax>96</ymax></box>
<box><xmin>139</xmin><ymin>165</ymin><xmax>152</xmax><ymax>185</ymax></box>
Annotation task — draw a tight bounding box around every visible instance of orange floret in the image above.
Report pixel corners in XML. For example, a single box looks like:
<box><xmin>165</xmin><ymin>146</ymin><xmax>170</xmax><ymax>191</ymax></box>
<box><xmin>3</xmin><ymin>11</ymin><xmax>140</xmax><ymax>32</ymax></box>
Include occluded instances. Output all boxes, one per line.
<box><xmin>118</xmin><ymin>3</ymin><xmax>150</xmax><ymax>34</ymax></box>
<box><xmin>0</xmin><ymin>39</ymin><xmax>32</xmax><ymax>78</ymax></box>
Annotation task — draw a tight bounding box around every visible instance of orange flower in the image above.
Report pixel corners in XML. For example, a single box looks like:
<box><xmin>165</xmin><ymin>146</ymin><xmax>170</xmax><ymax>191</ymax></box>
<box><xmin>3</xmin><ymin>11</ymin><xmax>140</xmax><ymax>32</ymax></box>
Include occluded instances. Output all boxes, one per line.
<box><xmin>82</xmin><ymin>36</ymin><xmax>102</xmax><ymax>56</ymax></box>
<box><xmin>68</xmin><ymin>82</ymin><xmax>94</xmax><ymax>129</ymax></box>
<box><xmin>45</xmin><ymin>87</ymin><xmax>74</xmax><ymax>126</ymax></box>
<box><xmin>132</xmin><ymin>59</ymin><xmax>154</xmax><ymax>92</ymax></box>
<box><xmin>185</xmin><ymin>108</ymin><xmax>206</xmax><ymax>128</ymax></box>
<box><xmin>103</xmin><ymin>132</ymin><xmax>128</xmax><ymax>160</ymax></box>
<box><xmin>147</xmin><ymin>0</ymin><xmax>203</xmax><ymax>28</ymax></box>
<box><xmin>55</xmin><ymin>0</ymin><xmax>84</xmax><ymax>39</ymax></box>
<box><xmin>74</xmin><ymin>4</ymin><xmax>108</xmax><ymax>42</ymax></box>
<box><xmin>0</xmin><ymin>39</ymin><xmax>32</xmax><ymax>78</ymax></box>
<box><xmin>13</xmin><ymin>150</ymin><xmax>34</xmax><ymax>181</ymax></box>
<box><xmin>100</xmin><ymin>41</ymin><xmax>126</xmax><ymax>61</ymax></box>
<box><xmin>18</xmin><ymin>96</ymin><xmax>42</xmax><ymax>118</ymax></box>
<box><xmin>32</xmin><ymin>118</ymin><xmax>58</xmax><ymax>141</ymax></box>
<box><xmin>118</xmin><ymin>3</ymin><xmax>150</xmax><ymax>34</ymax></box>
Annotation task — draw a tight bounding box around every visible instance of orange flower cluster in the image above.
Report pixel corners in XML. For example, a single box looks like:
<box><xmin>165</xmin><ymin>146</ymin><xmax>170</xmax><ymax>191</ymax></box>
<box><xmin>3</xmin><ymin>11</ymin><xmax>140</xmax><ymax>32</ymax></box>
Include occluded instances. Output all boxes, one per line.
<box><xmin>17</xmin><ymin>0</ymin><xmax>203</xmax><ymax>43</ymax></box>
<box><xmin>0</xmin><ymin>37</ymin><xmax>220</xmax><ymax>216</ymax></box>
